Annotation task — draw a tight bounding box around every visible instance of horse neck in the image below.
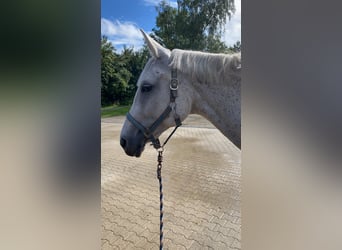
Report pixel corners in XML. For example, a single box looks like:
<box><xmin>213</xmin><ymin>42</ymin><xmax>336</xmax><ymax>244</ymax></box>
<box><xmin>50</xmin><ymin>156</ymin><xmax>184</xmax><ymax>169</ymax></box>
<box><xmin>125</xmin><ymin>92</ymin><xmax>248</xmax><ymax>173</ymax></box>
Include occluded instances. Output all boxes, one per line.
<box><xmin>187</xmin><ymin>69</ymin><xmax>241</xmax><ymax>148</ymax></box>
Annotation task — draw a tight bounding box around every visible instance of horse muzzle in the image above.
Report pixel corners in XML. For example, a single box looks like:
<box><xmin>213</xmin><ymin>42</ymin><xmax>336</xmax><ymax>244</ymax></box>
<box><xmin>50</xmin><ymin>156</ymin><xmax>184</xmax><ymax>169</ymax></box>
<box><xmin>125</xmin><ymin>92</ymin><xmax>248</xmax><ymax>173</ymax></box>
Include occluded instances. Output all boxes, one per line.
<box><xmin>120</xmin><ymin>132</ymin><xmax>146</xmax><ymax>157</ymax></box>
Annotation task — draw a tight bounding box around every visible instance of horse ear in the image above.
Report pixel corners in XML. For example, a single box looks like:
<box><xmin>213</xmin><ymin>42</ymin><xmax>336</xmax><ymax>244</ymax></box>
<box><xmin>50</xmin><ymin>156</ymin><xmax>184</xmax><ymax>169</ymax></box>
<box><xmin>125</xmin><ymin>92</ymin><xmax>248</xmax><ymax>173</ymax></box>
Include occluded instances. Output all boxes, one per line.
<box><xmin>140</xmin><ymin>29</ymin><xmax>170</xmax><ymax>59</ymax></box>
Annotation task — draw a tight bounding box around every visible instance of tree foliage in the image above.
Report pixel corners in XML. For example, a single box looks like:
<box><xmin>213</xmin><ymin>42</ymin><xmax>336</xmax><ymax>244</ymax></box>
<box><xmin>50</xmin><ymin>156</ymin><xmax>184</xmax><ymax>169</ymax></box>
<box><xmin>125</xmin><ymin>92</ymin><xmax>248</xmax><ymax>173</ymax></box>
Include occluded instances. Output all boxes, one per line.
<box><xmin>120</xmin><ymin>46</ymin><xmax>149</xmax><ymax>103</ymax></box>
<box><xmin>101</xmin><ymin>36</ymin><xmax>129</xmax><ymax>106</ymax></box>
<box><xmin>101</xmin><ymin>36</ymin><xmax>149</xmax><ymax>106</ymax></box>
<box><xmin>152</xmin><ymin>0</ymin><xmax>237</xmax><ymax>52</ymax></box>
<box><xmin>228</xmin><ymin>40</ymin><xmax>241</xmax><ymax>53</ymax></box>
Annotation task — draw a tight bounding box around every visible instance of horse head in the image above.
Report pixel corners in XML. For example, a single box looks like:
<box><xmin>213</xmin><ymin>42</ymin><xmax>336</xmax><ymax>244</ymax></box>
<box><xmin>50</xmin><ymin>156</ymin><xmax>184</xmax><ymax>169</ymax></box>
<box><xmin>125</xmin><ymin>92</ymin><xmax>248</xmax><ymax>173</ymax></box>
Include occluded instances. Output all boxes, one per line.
<box><xmin>120</xmin><ymin>30</ymin><xmax>192</xmax><ymax>157</ymax></box>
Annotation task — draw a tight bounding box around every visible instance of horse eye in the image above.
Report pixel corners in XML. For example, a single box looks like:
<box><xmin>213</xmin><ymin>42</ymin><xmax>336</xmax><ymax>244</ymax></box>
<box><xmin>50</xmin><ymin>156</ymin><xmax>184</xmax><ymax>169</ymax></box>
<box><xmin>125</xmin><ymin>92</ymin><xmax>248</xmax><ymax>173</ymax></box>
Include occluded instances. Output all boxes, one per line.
<box><xmin>141</xmin><ymin>84</ymin><xmax>153</xmax><ymax>93</ymax></box>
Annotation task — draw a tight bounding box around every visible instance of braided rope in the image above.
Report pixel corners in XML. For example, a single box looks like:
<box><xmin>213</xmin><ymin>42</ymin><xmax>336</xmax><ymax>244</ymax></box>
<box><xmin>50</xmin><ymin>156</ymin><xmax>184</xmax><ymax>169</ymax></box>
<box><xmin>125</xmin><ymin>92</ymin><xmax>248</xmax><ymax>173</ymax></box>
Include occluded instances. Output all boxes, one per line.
<box><xmin>157</xmin><ymin>150</ymin><xmax>164</xmax><ymax>250</ymax></box>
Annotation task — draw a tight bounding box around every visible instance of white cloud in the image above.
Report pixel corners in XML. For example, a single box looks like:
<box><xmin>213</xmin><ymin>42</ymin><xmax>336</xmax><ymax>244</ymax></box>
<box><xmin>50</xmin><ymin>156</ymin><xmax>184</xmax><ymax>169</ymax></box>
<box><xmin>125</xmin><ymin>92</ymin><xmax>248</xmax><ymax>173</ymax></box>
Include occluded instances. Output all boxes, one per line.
<box><xmin>101</xmin><ymin>18</ymin><xmax>144</xmax><ymax>51</ymax></box>
<box><xmin>223</xmin><ymin>0</ymin><xmax>241</xmax><ymax>46</ymax></box>
<box><xmin>143</xmin><ymin>0</ymin><xmax>178</xmax><ymax>8</ymax></box>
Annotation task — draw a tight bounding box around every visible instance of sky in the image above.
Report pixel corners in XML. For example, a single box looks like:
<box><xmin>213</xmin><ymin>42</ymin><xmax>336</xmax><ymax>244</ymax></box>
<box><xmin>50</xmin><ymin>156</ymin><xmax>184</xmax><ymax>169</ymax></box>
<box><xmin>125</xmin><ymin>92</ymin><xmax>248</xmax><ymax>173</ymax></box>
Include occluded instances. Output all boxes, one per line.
<box><xmin>101</xmin><ymin>0</ymin><xmax>241</xmax><ymax>52</ymax></box>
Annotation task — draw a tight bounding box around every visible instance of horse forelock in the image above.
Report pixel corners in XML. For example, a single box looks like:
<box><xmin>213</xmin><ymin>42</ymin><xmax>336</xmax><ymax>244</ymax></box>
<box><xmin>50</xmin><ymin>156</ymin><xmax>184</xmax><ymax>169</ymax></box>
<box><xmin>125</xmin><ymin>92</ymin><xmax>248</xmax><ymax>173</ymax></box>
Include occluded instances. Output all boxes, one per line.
<box><xmin>169</xmin><ymin>49</ymin><xmax>241</xmax><ymax>85</ymax></box>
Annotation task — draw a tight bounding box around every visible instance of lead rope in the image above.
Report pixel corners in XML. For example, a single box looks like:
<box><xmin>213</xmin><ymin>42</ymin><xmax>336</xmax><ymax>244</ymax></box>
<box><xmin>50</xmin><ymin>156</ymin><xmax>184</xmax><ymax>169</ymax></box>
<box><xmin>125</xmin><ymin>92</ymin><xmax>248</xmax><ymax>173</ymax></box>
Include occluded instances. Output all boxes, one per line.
<box><xmin>156</xmin><ymin>148</ymin><xmax>164</xmax><ymax>250</ymax></box>
<box><xmin>155</xmin><ymin>119</ymin><xmax>181</xmax><ymax>250</ymax></box>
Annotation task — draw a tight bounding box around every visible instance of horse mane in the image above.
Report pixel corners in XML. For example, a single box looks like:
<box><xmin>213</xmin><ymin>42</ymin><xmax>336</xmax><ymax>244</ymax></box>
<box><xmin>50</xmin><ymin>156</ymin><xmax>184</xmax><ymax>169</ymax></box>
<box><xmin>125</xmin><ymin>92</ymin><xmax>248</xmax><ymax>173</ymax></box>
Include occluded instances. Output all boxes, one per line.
<box><xmin>169</xmin><ymin>49</ymin><xmax>241</xmax><ymax>86</ymax></box>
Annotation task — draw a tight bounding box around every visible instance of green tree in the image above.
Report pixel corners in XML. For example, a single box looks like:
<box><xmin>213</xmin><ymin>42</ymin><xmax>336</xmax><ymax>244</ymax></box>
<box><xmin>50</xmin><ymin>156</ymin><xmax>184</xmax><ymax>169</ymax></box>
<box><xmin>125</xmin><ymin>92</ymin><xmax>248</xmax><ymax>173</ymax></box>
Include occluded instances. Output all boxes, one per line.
<box><xmin>101</xmin><ymin>36</ymin><xmax>150</xmax><ymax>106</ymax></box>
<box><xmin>153</xmin><ymin>0</ymin><xmax>236</xmax><ymax>52</ymax></box>
<box><xmin>101</xmin><ymin>36</ymin><xmax>131</xmax><ymax>106</ymax></box>
<box><xmin>101</xmin><ymin>36</ymin><xmax>115</xmax><ymax>106</ymax></box>
<box><xmin>228</xmin><ymin>40</ymin><xmax>241</xmax><ymax>53</ymax></box>
<box><xmin>121</xmin><ymin>46</ymin><xmax>150</xmax><ymax>103</ymax></box>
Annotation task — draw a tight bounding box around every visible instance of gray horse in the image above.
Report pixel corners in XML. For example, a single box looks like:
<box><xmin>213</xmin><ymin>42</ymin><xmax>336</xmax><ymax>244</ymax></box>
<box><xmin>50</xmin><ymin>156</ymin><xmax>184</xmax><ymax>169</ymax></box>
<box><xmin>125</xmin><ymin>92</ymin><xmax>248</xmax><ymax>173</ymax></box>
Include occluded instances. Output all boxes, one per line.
<box><xmin>120</xmin><ymin>30</ymin><xmax>241</xmax><ymax>157</ymax></box>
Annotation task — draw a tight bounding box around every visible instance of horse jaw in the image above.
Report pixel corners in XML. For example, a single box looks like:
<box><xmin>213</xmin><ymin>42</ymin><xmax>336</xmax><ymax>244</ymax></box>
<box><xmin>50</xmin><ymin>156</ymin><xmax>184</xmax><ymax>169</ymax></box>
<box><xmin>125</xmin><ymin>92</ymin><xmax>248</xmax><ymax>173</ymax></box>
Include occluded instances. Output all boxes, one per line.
<box><xmin>140</xmin><ymin>29</ymin><xmax>170</xmax><ymax>59</ymax></box>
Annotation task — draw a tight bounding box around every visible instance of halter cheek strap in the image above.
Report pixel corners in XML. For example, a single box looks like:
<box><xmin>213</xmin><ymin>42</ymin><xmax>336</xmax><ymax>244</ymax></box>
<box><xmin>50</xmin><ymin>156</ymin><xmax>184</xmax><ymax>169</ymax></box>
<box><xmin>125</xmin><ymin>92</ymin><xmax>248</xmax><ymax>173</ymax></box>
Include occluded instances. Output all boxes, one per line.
<box><xmin>126</xmin><ymin>68</ymin><xmax>182</xmax><ymax>149</ymax></box>
<box><xmin>126</xmin><ymin>106</ymin><xmax>172</xmax><ymax>149</ymax></box>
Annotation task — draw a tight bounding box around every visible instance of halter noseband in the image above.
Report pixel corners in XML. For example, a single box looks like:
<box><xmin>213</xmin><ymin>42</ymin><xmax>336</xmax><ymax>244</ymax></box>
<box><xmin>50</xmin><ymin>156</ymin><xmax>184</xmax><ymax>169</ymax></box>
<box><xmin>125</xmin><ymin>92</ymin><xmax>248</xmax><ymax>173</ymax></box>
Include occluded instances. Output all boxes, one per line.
<box><xmin>126</xmin><ymin>68</ymin><xmax>182</xmax><ymax>149</ymax></box>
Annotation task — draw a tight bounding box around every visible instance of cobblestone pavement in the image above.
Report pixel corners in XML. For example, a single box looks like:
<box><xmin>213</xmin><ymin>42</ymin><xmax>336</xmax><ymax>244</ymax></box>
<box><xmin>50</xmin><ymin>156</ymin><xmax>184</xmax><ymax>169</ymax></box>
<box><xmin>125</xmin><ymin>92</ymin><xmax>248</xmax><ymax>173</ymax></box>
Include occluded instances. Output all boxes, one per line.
<box><xmin>102</xmin><ymin>115</ymin><xmax>241</xmax><ymax>249</ymax></box>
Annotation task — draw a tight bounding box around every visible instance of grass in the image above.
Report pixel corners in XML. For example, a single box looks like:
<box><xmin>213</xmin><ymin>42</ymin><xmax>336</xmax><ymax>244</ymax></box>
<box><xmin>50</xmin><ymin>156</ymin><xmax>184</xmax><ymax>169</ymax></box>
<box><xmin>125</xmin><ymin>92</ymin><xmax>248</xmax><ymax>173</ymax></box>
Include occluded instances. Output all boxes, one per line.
<box><xmin>101</xmin><ymin>105</ymin><xmax>131</xmax><ymax>118</ymax></box>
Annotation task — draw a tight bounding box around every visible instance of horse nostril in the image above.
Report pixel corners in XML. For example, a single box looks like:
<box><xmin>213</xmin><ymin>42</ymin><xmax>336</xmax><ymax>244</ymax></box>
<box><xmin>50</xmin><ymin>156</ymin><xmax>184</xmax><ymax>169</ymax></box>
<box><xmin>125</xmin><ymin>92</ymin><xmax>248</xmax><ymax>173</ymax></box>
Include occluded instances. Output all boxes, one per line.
<box><xmin>120</xmin><ymin>137</ymin><xmax>127</xmax><ymax>148</ymax></box>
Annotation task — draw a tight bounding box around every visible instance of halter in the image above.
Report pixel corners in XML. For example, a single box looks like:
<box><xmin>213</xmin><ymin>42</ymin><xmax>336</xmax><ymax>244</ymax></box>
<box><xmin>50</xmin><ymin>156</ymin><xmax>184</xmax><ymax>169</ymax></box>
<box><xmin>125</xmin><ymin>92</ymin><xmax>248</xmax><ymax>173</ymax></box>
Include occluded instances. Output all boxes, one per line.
<box><xmin>126</xmin><ymin>68</ymin><xmax>182</xmax><ymax>149</ymax></box>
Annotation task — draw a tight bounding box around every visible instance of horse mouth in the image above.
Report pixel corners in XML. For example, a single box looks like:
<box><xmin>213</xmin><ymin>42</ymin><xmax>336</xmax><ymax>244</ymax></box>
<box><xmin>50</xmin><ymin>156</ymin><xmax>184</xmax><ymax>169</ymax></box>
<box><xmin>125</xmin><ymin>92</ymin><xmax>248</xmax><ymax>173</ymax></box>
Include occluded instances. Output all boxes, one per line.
<box><xmin>125</xmin><ymin>140</ymin><xmax>146</xmax><ymax>157</ymax></box>
<box><xmin>133</xmin><ymin>143</ymin><xmax>145</xmax><ymax>157</ymax></box>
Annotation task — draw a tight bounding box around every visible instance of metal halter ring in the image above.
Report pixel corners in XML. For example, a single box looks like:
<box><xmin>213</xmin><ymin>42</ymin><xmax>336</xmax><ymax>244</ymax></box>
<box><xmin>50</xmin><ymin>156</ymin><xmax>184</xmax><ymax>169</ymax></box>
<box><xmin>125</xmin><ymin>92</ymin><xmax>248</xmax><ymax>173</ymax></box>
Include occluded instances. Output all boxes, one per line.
<box><xmin>170</xmin><ymin>79</ymin><xmax>178</xmax><ymax>90</ymax></box>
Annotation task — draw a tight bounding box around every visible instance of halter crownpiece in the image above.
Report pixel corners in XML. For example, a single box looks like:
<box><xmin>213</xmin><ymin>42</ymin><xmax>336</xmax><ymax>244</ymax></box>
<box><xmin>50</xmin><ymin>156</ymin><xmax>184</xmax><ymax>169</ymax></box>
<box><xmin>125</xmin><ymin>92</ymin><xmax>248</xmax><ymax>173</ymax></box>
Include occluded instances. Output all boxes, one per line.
<box><xmin>126</xmin><ymin>68</ymin><xmax>182</xmax><ymax>149</ymax></box>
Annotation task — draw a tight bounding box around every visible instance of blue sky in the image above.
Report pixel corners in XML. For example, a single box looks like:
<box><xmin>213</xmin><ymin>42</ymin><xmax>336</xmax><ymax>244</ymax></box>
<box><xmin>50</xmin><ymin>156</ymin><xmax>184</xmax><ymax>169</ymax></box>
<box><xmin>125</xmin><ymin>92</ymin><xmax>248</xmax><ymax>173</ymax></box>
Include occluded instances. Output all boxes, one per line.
<box><xmin>101</xmin><ymin>0</ymin><xmax>241</xmax><ymax>52</ymax></box>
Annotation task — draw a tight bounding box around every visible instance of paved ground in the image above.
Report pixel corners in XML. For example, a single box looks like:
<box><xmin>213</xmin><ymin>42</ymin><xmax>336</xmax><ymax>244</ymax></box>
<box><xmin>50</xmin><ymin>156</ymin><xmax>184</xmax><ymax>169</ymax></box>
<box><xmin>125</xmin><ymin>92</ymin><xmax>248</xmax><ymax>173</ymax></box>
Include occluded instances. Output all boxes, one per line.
<box><xmin>102</xmin><ymin>114</ymin><xmax>241</xmax><ymax>249</ymax></box>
